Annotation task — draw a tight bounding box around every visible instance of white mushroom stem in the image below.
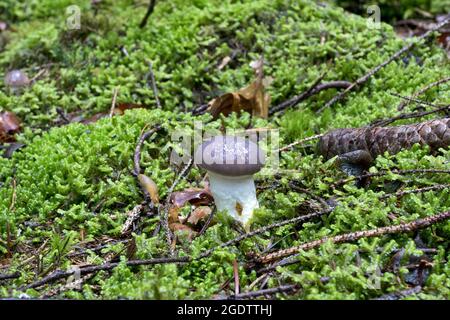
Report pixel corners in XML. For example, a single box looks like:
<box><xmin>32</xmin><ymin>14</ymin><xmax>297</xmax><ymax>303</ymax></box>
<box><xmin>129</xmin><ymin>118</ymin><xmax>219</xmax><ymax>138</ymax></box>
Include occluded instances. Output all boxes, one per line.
<box><xmin>207</xmin><ymin>172</ymin><xmax>259</xmax><ymax>231</ymax></box>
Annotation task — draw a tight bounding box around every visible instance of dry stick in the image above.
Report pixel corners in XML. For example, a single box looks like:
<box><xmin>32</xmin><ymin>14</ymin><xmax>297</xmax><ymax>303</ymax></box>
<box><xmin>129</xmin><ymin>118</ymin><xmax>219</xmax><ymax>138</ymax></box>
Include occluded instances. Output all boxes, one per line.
<box><xmin>198</xmin><ymin>206</ymin><xmax>216</xmax><ymax>236</ymax></box>
<box><xmin>198</xmin><ymin>208</ymin><xmax>333</xmax><ymax>259</ymax></box>
<box><xmin>0</xmin><ymin>272</ymin><xmax>20</xmax><ymax>281</ymax></box>
<box><xmin>139</xmin><ymin>0</ymin><xmax>157</xmax><ymax>28</ymax></box>
<box><xmin>109</xmin><ymin>87</ymin><xmax>120</xmax><ymax>118</ymax></box>
<box><xmin>133</xmin><ymin>125</ymin><xmax>161</xmax><ymax>176</ymax></box>
<box><xmin>145</xmin><ymin>60</ymin><xmax>161</xmax><ymax>109</ymax></box>
<box><xmin>398</xmin><ymin>77</ymin><xmax>450</xmax><ymax>110</ymax></box>
<box><xmin>228</xmin><ymin>284</ymin><xmax>299</xmax><ymax>300</ymax></box>
<box><xmin>21</xmin><ymin>208</ymin><xmax>332</xmax><ymax>290</ymax></box>
<box><xmin>120</xmin><ymin>204</ymin><xmax>145</xmax><ymax>235</ymax></box>
<box><xmin>370</xmin><ymin>100</ymin><xmax>449</xmax><ymax>127</ymax></box>
<box><xmin>333</xmin><ymin>169</ymin><xmax>450</xmax><ymax>187</ymax></box>
<box><xmin>24</xmin><ymin>256</ymin><xmax>191</xmax><ymax>290</ymax></box>
<box><xmin>380</xmin><ymin>184</ymin><xmax>450</xmax><ymax>200</ymax></box>
<box><xmin>277</xmin><ymin>134</ymin><xmax>324</xmax><ymax>152</ymax></box>
<box><xmin>317</xmin><ymin>16</ymin><xmax>450</xmax><ymax>114</ymax></box>
<box><xmin>373</xmin><ymin>285</ymin><xmax>422</xmax><ymax>300</ymax></box>
<box><xmin>269</xmin><ymin>80</ymin><xmax>351</xmax><ymax>116</ymax></box>
<box><xmin>257</xmin><ymin>210</ymin><xmax>450</xmax><ymax>265</ymax></box>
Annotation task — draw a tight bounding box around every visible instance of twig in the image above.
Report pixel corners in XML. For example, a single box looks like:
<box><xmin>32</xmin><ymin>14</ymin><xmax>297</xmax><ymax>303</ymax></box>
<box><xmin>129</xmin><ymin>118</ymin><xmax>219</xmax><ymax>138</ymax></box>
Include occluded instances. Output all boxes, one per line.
<box><xmin>139</xmin><ymin>0</ymin><xmax>157</xmax><ymax>28</ymax></box>
<box><xmin>109</xmin><ymin>87</ymin><xmax>120</xmax><ymax>118</ymax></box>
<box><xmin>317</xmin><ymin>16</ymin><xmax>450</xmax><ymax>113</ymax></box>
<box><xmin>373</xmin><ymin>286</ymin><xmax>422</xmax><ymax>300</ymax></box>
<box><xmin>277</xmin><ymin>134</ymin><xmax>324</xmax><ymax>152</ymax></box>
<box><xmin>198</xmin><ymin>208</ymin><xmax>333</xmax><ymax>259</ymax></box>
<box><xmin>333</xmin><ymin>169</ymin><xmax>450</xmax><ymax>187</ymax></box>
<box><xmin>228</xmin><ymin>284</ymin><xmax>299</xmax><ymax>300</ymax></box>
<box><xmin>398</xmin><ymin>77</ymin><xmax>450</xmax><ymax>110</ymax></box>
<box><xmin>23</xmin><ymin>256</ymin><xmax>191</xmax><ymax>290</ymax></box>
<box><xmin>380</xmin><ymin>184</ymin><xmax>450</xmax><ymax>200</ymax></box>
<box><xmin>0</xmin><ymin>272</ymin><xmax>20</xmax><ymax>281</ymax></box>
<box><xmin>145</xmin><ymin>60</ymin><xmax>161</xmax><ymax>109</ymax></box>
<box><xmin>269</xmin><ymin>80</ymin><xmax>351</xmax><ymax>116</ymax></box>
<box><xmin>256</xmin><ymin>210</ymin><xmax>450</xmax><ymax>264</ymax></box>
<box><xmin>133</xmin><ymin>125</ymin><xmax>161</xmax><ymax>176</ymax></box>
<box><xmin>120</xmin><ymin>204</ymin><xmax>145</xmax><ymax>235</ymax></box>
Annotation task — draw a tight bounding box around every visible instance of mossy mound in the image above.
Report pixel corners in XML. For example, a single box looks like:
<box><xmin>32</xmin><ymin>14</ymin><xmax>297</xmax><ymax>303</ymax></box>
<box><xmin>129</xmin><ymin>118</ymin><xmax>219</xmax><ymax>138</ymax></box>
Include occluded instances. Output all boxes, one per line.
<box><xmin>0</xmin><ymin>0</ymin><xmax>449</xmax><ymax>299</ymax></box>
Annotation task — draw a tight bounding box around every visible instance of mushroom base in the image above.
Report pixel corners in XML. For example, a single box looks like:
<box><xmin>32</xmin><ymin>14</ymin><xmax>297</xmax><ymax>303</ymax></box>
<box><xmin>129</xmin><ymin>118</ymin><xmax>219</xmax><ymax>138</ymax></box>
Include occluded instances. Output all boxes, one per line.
<box><xmin>208</xmin><ymin>172</ymin><xmax>259</xmax><ymax>231</ymax></box>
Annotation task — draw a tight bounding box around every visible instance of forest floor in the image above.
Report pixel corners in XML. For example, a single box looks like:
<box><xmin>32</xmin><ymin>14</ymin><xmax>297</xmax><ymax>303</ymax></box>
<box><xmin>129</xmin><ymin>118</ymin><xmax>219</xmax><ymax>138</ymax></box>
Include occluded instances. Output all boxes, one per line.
<box><xmin>0</xmin><ymin>0</ymin><xmax>449</xmax><ymax>299</ymax></box>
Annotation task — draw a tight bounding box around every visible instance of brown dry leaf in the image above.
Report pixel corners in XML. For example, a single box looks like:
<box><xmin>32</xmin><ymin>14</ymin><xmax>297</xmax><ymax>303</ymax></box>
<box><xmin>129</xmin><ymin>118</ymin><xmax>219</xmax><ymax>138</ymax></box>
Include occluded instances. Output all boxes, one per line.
<box><xmin>170</xmin><ymin>188</ymin><xmax>213</xmax><ymax>208</ymax></box>
<box><xmin>0</xmin><ymin>112</ymin><xmax>21</xmax><ymax>143</ymax></box>
<box><xmin>187</xmin><ymin>206</ymin><xmax>212</xmax><ymax>225</ymax></box>
<box><xmin>208</xmin><ymin>57</ymin><xmax>272</xmax><ymax>119</ymax></box>
<box><xmin>138</xmin><ymin>174</ymin><xmax>159</xmax><ymax>204</ymax></box>
<box><xmin>169</xmin><ymin>222</ymin><xmax>197</xmax><ymax>241</ymax></box>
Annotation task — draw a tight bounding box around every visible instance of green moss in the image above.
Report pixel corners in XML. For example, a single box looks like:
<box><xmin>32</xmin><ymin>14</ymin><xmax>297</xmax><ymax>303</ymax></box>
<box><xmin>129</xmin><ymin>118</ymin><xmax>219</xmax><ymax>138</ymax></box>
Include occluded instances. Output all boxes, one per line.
<box><xmin>0</xmin><ymin>0</ymin><xmax>449</xmax><ymax>299</ymax></box>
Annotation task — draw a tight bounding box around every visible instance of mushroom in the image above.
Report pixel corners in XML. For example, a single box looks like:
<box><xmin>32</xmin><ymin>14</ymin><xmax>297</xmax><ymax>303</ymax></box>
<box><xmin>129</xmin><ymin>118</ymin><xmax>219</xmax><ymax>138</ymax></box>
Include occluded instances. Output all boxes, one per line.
<box><xmin>194</xmin><ymin>135</ymin><xmax>265</xmax><ymax>231</ymax></box>
<box><xmin>4</xmin><ymin>70</ymin><xmax>30</xmax><ymax>92</ymax></box>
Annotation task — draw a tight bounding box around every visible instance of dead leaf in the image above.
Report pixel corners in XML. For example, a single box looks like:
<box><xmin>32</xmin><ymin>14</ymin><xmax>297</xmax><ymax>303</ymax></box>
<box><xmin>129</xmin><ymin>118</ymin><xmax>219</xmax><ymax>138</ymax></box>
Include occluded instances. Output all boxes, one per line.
<box><xmin>169</xmin><ymin>222</ymin><xmax>197</xmax><ymax>240</ymax></box>
<box><xmin>0</xmin><ymin>112</ymin><xmax>21</xmax><ymax>143</ymax></box>
<box><xmin>170</xmin><ymin>188</ymin><xmax>213</xmax><ymax>208</ymax></box>
<box><xmin>138</xmin><ymin>174</ymin><xmax>159</xmax><ymax>204</ymax></box>
<box><xmin>187</xmin><ymin>206</ymin><xmax>212</xmax><ymax>225</ymax></box>
<box><xmin>208</xmin><ymin>56</ymin><xmax>271</xmax><ymax>119</ymax></box>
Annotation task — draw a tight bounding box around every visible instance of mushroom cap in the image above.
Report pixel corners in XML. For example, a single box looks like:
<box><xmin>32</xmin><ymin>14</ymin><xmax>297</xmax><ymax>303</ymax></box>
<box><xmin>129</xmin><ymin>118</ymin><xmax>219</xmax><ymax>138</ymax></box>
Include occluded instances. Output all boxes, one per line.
<box><xmin>4</xmin><ymin>70</ymin><xmax>30</xmax><ymax>88</ymax></box>
<box><xmin>195</xmin><ymin>135</ymin><xmax>265</xmax><ymax>177</ymax></box>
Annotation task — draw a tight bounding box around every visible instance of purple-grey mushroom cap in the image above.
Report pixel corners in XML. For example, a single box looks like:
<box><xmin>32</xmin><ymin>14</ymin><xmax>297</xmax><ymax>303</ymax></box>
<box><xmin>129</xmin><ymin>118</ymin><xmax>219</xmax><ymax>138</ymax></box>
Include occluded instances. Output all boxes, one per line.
<box><xmin>195</xmin><ymin>135</ymin><xmax>266</xmax><ymax>177</ymax></box>
<box><xmin>4</xmin><ymin>70</ymin><xmax>30</xmax><ymax>88</ymax></box>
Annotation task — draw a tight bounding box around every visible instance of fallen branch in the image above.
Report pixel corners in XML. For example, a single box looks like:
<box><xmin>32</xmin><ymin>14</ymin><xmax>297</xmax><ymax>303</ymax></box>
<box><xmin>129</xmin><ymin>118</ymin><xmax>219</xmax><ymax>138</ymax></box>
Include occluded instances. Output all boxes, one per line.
<box><xmin>397</xmin><ymin>77</ymin><xmax>450</xmax><ymax>110</ymax></box>
<box><xmin>198</xmin><ymin>208</ymin><xmax>333</xmax><ymax>259</ymax></box>
<box><xmin>139</xmin><ymin>0</ymin><xmax>157</xmax><ymax>28</ymax></box>
<box><xmin>317</xmin><ymin>16</ymin><xmax>450</xmax><ymax>113</ymax></box>
<box><xmin>145</xmin><ymin>60</ymin><xmax>161</xmax><ymax>109</ymax></box>
<box><xmin>256</xmin><ymin>210</ymin><xmax>450</xmax><ymax>264</ymax></box>
<box><xmin>228</xmin><ymin>284</ymin><xmax>299</xmax><ymax>300</ymax></box>
<box><xmin>24</xmin><ymin>256</ymin><xmax>191</xmax><ymax>290</ymax></box>
<box><xmin>373</xmin><ymin>285</ymin><xmax>422</xmax><ymax>300</ymax></box>
<box><xmin>380</xmin><ymin>184</ymin><xmax>450</xmax><ymax>200</ymax></box>
<box><xmin>333</xmin><ymin>169</ymin><xmax>450</xmax><ymax>187</ymax></box>
<box><xmin>277</xmin><ymin>134</ymin><xmax>324</xmax><ymax>152</ymax></box>
<box><xmin>269</xmin><ymin>80</ymin><xmax>351</xmax><ymax>116</ymax></box>
<box><xmin>0</xmin><ymin>272</ymin><xmax>20</xmax><ymax>281</ymax></box>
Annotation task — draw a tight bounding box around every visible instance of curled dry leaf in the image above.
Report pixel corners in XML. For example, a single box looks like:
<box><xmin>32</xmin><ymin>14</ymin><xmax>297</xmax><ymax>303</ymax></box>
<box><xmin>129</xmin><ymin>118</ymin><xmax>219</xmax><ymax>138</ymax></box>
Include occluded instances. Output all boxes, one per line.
<box><xmin>137</xmin><ymin>174</ymin><xmax>159</xmax><ymax>204</ymax></box>
<box><xmin>0</xmin><ymin>112</ymin><xmax>21</xmax><ymax>143</ymax></box>
<box><xmin>208</xmin><ymin>57</ymin><xmax>272</xmax><ymax>119</ymax></box>
<box><xmin>187</xmin><ymin>206</ymin><xmax>212</xmax><ymax>225</ymax></box>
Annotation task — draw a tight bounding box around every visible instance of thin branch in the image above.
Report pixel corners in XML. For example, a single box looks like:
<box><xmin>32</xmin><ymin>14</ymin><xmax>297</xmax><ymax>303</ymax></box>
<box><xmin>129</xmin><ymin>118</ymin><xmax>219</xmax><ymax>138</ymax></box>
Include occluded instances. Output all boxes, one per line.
<box><xmin>270</xmin><ymin>80</ymin><xmax>351</xmax><ymax>116</ymax></box>
<box><xmin>0</xmin><ymin>272</ymin><xmax>20</xmax><ymax>281</ymax></box>
<box><xmin>23</xmin><ymin>256</ymin><xmax>191</xmax><ymax>290</ymax></box>
<box><xmin>198</xmin><ymin>208</ymin><xmax>333</xmax><ymax>259</ymax></box>
<box><xmin>380</xmin><ymin>184</ymin><xmax>450</xmax><ymax>200</ymax></box>
<box><xmin>277</xmin><ymin>134</ymin><xmax>324</xmax><ymax>152</ymax></box>
<box><xmin>333</xmin><ymin>169</ymin><xmax>450</xmax><ymax>187</ymax></box>
<box><xmin>317</xmin><ymin>16</ymin><xmax>450</xmax><ymax>113</ymax></box>
<box><xmin>133</xmin><ymin>125</ymin><xmax>161</xmax><ymax>176</ymax></box>
<box><xmin>139</xmin><ymin>0</ymin><xmax>157</xmax><ymax>28</ymax></box>
<box><xmin>145</xmin><ymin>60</ymin><xmax>161</xmax><ymax>109</ymax></box>
<box><xmin>398</xmin><ymin>77</ymin><xmax>450</xmax><ymax>110</ymax></box>
<box><xmin>373</xmin><ymin>286</ymin><xmax>422</xmax><ymax>300</ymax></box>
<box><xmin>256</xmin><ymin>210</ymin><xmax>450</xmax><ymax>265</ymax></box>
<box><xmin>228</xmin><ymin>284</ymin><xmax>299</xmax><ymax>300</ymax></box>
<box><xmin>109</xmin><ymin>86</ymin><xmax>120</xmax><ymax>118</ymax></box>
